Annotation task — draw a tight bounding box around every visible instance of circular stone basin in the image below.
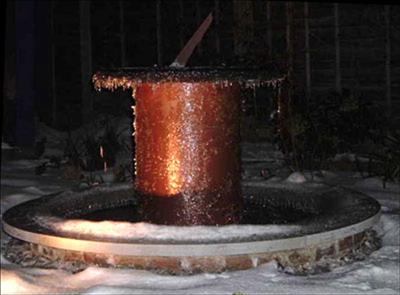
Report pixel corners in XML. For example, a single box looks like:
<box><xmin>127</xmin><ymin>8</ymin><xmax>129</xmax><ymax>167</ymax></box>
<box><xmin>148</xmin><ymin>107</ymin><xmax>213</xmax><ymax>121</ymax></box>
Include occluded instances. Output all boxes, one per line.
<box><xmin>2</xmin><ymin>183</ymin><xmax>380</xmax><ymax>274</ymax></box>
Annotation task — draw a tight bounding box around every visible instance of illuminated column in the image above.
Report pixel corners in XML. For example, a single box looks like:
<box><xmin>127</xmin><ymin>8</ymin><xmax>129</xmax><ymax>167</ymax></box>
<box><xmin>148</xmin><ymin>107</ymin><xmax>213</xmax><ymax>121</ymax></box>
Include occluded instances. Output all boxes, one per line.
<box><xmin>135</xmin><ymin>81</ymin><xmax>243</xmax><ymax>225</ymax></box>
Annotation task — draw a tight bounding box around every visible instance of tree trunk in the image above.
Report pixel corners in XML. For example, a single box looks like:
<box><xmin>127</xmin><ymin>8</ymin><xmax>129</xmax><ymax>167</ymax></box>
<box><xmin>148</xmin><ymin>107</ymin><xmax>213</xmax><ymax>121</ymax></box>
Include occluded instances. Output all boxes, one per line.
<box><xmin>51</xmin><ymin>0</ymin><xmax>58</xmax><ymax>127</ymax></box>
<box><xmin>179</xmin><ymin>0</ymin><xmax>184</xmax><ymax>49</ymax></box>
<box><xmin>34</xmin><ymin>0</ymin><xmax>52</xmax><ymax>126</ymax></box>
<box><xmin>80</xmin><ymin>0</ymin><xmax>93</xmax><ymax>124</ymax></box>
<box><xmin>119</xmin><ymin>0</ymin><xmax>127</xmax><ymax>67</ymax></box>
<box><xmin>214</xmin><ymin>0</ymin><xmax>220</xmax><ymax>55</ymax></box>
<box><xmin>15</xmin><ymin>0</ymin><xmax>36</xmax><ymax>147</ymax></box>
<box><xmin>3</xmin><ymin>0</ymin><xmax>16</xmax><ymax>142</ymax></box>
<box><xmin>195</xmin><ymin>0</ymin><xmax>203</xmax><ymax>55</ymax></box>
<box><xmin>304</xmin><ymin>2</ymin><xmax>311</xmax><ymax>101</ymax></box>
<box><xmin>233</xmin><ymin>0</ymin><xmax>254</xmax><ymax>57</ymax></box>
<box><xmin>385</xmin><ymin>5</ymin><xmax>391</xmax><ymax>118</ymax></box>
<box><xmin>156</xmin><ymin>0</ymin><xmax>162</xmax><ymax>65</ymax></box>
<box><xmin>4</xmin><ymin>0</ymin><xmax>15</xmax><ymax>101</ymax></box>
<box><xmin>277</xmin><ymin>2</ymin><xmax>296</xmax><ymax>168</ymax></box>
<box><xmin>334</xmin><ymin>3</ymin><xmax>341</xmax><ymax>94</ymax></box>
<box><xmin>286</xmin><ymin>2</ymin><xmax>294</xmax><ymax>87</ymax></box>
<box><xmin>266</xmin><ymin>1</ymin><xmax>272</xmax><ymax>57</ymax></box>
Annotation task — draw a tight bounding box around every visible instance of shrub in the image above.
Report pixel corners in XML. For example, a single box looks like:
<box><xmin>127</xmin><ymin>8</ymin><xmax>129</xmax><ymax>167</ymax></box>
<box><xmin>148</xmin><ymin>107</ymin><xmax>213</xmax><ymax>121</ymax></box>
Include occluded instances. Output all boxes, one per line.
<box><xmin>276</xmin><ymin>89</ymin><xmax>384</xmax><ymax>172</ymax></box>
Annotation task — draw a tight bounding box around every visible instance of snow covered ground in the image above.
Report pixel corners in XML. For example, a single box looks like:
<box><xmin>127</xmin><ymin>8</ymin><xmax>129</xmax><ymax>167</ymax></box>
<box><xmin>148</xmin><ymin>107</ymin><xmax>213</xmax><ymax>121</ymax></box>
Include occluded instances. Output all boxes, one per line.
<box><xmin>1</xmin><ymin>138</ymin><xmax>399</xmax><ymax>294</ymax></box>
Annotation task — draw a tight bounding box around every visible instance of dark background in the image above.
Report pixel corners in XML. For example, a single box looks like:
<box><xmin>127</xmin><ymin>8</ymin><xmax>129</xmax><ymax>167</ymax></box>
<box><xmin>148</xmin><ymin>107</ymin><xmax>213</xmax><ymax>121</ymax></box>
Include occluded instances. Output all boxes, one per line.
<box><xmin>3</xmin><ymin>0</ymin><xmax>400</xmax><ymax>146</ymax></box>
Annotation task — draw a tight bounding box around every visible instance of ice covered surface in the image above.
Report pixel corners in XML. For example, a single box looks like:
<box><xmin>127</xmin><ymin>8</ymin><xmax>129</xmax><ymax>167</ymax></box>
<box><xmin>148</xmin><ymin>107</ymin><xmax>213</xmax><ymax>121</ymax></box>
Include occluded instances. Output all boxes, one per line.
<box><xmin>36</xmin><ymin>217</ymin><xmax>301</xmax><ymax>243</ymax></box>
<box><xmin>1</xmin><ymin>138</ymin><xmax>399</xmax><ymax>294</ymax></box>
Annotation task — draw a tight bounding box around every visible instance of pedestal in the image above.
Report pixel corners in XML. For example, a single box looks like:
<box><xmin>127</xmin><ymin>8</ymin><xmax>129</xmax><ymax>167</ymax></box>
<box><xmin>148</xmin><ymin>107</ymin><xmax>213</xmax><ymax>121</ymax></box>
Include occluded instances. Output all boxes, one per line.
<box><xmin>135</xmin><ymin>82</ymin><xmax>242</xmax><ymax>225</ymax></box>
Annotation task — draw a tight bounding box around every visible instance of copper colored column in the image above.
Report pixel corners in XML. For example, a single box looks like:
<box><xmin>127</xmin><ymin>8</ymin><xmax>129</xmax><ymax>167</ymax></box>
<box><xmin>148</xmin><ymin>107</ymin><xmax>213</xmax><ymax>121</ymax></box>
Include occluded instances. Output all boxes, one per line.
<box><xmin>135</xmin><ymin>82</ymin><xmax>242</xmax><ymax>225</ymax></box>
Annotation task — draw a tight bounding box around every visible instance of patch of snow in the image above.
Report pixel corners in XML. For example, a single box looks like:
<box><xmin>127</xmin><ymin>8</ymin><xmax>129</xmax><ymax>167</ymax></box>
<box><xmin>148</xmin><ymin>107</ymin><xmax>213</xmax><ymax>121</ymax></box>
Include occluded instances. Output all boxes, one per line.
<box><xmin>35</xmin><ymin>217</ymin><xmax>301</xmax><ymax>243</ymax></box>
<box><xmin>22</xmin><ymin>186</ymin><xmax>47</xmax><ymax>195</ymax></box>
<box><xmin>332</xmin><ymin>153</ymin><xmax>370</xmax><ymax>163</ymax></box>
<box><xmin>1</xmin><ymin>178</ymin><xmax>38</xmax><ymax>188</ymax></box>
<box><xmin>328</xmin><ymin>246</ymin><xmax>400</xmax><ymax>292</ymax></box>
<box><xmin>1</xmin><ymin>268</ymin><xmax>52</xmax><ymax>294</ymax></box>
<box><xmin>321</xmin><ymin>170</ymin><xmax>338</xmax><ymax>179</ymax></box>
<box><xmin>285</xmin><ymin>172</ymin><xmax>307</xmax><ymax>183</ymax></box>
<box><xmin>42</xmin><ymin>148</ymin><xmax>64</xmax><ymax>158</ymax></box>
<box><xmin>374</xmin><ymin>214</ymin><xmax>400</xmax><ymax>247</ymax></box>
<box><xmin>0</xmin><ymin>252</ymin><xmax>12</xmax><ymax>266</ymax></box>
<box><xmin>1</xmin><ymin>142</ymin><xmax>15</xmax><ymax>150</ymax></box>
<box><xmin>352</xmin><ymin>177</ymin><xmax>399</xmax><ymax>213</ymax></box>
<box><xmin>266</xmin><ymin>176</ymin><xmax>282</xmax><ymax>182</ymax></box>
<box><xmin>2</xmin><ymin>159</ymin><xmax>42</xmax><ymax>169</ymax></box>
<box><xmin>333</xmin><ymin>153</ymin><xmax>357</xmax><ymax>162</ymax></box>
<box><xmin>354</xmin><ymin>177</ymin><xmax>400</xmax><ymax>192</ymax></box>
<box><xmin>1</xmin><ymin>193</ymin><xmax>42</xmax><ymax>214</ymax></box>
<box><xmin>244</xmin><ymin>179</ymin><xmax>325</xmax><ymax>191</ymax></box>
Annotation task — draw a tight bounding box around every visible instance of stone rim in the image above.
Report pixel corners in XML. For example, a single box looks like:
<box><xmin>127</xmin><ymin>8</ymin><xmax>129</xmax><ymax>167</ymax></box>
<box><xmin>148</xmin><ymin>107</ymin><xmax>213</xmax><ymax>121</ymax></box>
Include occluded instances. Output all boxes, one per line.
<box><xmin>2</xmin><ymin>184</ymin><xmax>381</xmax><ymax>257</ymax></box>
<box><xmin>2</xmin><ymin>211</ymin><xmax>380</xmax><ymax>257</ymax></box>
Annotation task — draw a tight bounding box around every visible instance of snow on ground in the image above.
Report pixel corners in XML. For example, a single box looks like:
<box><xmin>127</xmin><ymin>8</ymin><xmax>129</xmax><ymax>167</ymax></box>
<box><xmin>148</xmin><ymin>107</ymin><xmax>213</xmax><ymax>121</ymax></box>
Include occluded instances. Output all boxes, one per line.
<box><xmin>285</xmin><ymin>172</ymin><xmax>308</xmax><ymax>183</ymax></box>
<box><xmin>1</xmin><ymin>138</ymin><xmax>399</xmax><ymax>294</ymax></box>
<box><xmin>1</xmin><ymin>142</ymin><xmax>15</xmax><ymax>150</ymax></box>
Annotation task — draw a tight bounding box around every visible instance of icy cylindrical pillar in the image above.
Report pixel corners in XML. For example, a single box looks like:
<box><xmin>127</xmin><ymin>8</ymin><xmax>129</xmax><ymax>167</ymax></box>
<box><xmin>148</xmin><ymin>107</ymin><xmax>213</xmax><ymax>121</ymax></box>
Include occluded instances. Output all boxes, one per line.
<box><xmin>135</xmin><ymin>82</ymin><xmax>242</xmax><ymax>225</ymax></box>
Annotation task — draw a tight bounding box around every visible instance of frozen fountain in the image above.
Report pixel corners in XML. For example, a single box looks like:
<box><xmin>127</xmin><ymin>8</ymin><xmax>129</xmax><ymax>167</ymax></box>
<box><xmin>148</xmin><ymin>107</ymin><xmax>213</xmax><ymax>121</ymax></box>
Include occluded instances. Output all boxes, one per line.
<box><xmin>2</xmin><ymin>66</ymin><xmax>381</xmax><ymax>274</ymax></box>
<box><xmin>2</xmin><ymin>13</ymin><xmax>381</xmax><ymax>275</ymax></box>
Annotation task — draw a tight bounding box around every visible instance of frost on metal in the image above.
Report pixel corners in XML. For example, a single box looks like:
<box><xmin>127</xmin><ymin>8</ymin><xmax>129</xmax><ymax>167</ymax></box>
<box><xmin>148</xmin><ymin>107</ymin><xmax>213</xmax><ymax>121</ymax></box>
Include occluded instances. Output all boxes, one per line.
<box><xmin>91</xmin><ymin>67</ymin><xmax>286</xmax><ymax>96</ymax></box>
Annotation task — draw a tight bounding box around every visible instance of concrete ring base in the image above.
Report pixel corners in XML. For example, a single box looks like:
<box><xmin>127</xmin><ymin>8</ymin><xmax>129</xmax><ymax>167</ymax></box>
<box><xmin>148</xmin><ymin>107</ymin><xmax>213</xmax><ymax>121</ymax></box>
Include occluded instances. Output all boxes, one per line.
<box><xmin>4</xmin><ymin>228</ymin><xmax>378</xmax><ymax>275</ymax></box>
<box><xmin>2</xmin><ymin>183</ymin><xmax>381</xmax><ymax>274</ymax></box>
